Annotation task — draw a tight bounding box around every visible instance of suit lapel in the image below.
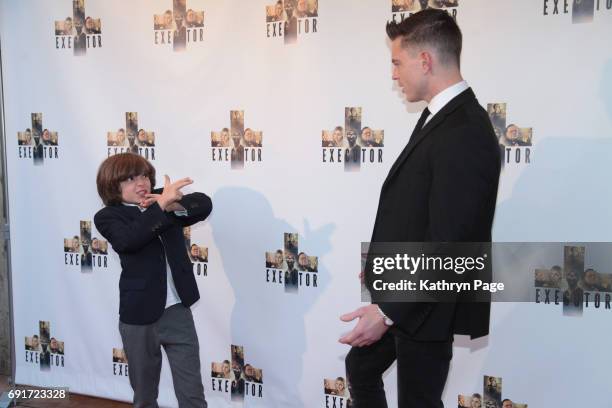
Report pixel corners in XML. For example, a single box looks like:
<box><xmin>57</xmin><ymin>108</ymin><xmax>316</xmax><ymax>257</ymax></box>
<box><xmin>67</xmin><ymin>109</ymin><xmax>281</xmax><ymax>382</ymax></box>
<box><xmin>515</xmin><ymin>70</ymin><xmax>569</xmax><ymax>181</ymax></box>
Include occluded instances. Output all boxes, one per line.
<box><xmin>382</xmin><ymin>88</ymin><xmax>476</xmax><ymax>190</ymax></box>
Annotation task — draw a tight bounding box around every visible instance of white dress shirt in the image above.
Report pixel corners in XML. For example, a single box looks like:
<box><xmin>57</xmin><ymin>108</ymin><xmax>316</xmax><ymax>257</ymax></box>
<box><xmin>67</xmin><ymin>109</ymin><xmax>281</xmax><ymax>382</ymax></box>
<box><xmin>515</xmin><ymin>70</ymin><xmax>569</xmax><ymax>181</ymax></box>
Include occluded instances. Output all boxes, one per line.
<box><xmin>424</xmin><ymin>80</ymin><xmax>469</xmax><ymax>125</ymax></box>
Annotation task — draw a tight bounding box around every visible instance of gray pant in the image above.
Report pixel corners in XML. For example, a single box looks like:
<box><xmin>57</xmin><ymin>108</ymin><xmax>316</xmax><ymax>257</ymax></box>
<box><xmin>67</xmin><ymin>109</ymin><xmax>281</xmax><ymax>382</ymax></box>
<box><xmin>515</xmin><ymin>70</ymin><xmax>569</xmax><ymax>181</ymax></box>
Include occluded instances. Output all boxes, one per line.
<box><xmin>119</xmin><ymin>304</ymin><xmax>207</xmax><ymax>408</ymax></box>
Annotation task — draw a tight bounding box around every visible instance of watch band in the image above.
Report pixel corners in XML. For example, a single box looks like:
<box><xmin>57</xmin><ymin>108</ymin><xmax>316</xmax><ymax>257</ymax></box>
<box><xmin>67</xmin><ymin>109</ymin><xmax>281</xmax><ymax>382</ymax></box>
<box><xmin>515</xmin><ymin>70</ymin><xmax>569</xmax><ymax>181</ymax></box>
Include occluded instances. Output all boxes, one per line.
<box><xmin>377</xmin><ymin>306</ymin><xmax>394</xmax><ymax>326</ymax></box>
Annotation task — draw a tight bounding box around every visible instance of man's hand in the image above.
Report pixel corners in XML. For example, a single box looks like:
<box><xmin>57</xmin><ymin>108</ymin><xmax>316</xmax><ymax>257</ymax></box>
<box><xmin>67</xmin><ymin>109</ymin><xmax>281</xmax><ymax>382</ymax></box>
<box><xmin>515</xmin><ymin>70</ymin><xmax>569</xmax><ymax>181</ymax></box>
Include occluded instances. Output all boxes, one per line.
<box><xmin>339</xmin><ymin>304</ymin><xmax>389</xmax><ymax>347</ymax></box>
<box><xmin>142</xmin><ymin>175</ymin><xmax>193</xmax><ymax>211</ymax></box>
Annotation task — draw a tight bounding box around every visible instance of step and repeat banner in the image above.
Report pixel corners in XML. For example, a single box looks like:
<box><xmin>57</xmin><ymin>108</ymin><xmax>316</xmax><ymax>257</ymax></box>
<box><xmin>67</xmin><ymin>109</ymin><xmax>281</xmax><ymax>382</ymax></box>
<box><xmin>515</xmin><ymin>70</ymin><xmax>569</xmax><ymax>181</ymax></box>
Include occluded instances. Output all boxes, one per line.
<box><xmin>1</xmin><ymin>0</ymin><xmax>612</xmax><ymax>407</ymax></box>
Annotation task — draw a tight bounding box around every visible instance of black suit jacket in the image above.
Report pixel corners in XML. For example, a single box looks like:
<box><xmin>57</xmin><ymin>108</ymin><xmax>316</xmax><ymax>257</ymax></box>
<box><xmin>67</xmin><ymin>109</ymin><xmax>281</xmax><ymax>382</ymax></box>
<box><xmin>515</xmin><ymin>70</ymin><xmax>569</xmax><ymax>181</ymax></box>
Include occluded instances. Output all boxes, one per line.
<box><xmin>366</xmin><ymin>88</ymin><xmax>501</xmax><ymax>341</ymax></box>
<box><xmin>94</xmin><ymin>192</ymin><xmax>212</xmax><ymax>325</ymax></box>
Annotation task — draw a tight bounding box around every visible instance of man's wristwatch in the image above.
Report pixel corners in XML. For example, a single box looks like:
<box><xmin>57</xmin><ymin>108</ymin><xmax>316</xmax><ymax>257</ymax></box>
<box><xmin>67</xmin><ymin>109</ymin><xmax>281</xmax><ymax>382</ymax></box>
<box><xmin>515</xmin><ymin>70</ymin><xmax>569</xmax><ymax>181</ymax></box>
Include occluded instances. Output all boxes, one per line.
<box><xmin>377</xmin><ymin>306</ymin><xmax>394</xmax><ymax>326</ymax></box>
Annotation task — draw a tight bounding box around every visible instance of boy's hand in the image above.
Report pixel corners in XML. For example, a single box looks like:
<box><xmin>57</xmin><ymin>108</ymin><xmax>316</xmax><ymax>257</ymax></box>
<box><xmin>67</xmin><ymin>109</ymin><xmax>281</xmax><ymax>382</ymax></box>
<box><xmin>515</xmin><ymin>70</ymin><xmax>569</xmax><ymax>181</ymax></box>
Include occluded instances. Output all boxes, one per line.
<box><xmin>140</xmin><ymin>195</ymin><xmax>185</xmax><ymax>212</ymax></box>
<box><xmin>144</xmin><ymin>175</ymin><xmax>193</xmax><ymax>211</ymax></box>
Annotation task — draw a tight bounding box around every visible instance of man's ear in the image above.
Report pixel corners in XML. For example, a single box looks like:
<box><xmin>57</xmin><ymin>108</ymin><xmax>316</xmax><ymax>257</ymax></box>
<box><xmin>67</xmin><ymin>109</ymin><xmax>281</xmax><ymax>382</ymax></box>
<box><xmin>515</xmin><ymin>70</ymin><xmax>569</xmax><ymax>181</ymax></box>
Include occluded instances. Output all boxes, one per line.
<box><xmin>420</xmin><ymin>50</ymin><xmax>434</xmax><ymax>73</ymax></box>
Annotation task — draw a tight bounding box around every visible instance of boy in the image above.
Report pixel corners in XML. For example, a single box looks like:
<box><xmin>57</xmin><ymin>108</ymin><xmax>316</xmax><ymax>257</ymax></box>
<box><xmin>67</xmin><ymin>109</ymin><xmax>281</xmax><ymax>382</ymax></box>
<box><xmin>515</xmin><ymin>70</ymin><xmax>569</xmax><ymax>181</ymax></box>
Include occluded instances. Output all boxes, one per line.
<box><xmin>94</xmin><ymin>153</ymin><xmax>211</xmax><ymax>408</ymax></box>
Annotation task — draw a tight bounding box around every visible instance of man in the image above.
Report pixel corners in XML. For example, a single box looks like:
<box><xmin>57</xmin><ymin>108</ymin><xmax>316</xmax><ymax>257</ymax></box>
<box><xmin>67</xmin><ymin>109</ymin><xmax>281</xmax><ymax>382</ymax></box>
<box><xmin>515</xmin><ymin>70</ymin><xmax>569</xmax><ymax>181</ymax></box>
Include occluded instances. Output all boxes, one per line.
<box><xmin>137</xmin><ymin>129</ymin><xmax>147</xmax><ymax>147</ymax></box>
<box><xmin>296</xmin><ymin>0</ymin><xmax>316</xmax><ymax>17</ymax></box>
<box><xmin>49</xmin><ymin>337</ymin><xmax>60</xmax><ymax>354</ymax></box>
<box><xmin>163</xmin><ymin>10</ymin><xmax>174</xmax><ymax>30</ymax></box>
<box><xmin>244</xmin><ymin>128</ymin><xmax>256</xmax><ymax>147</ymax></box>
<box><xmin>361</xmin><ymin>127</ymin><xmax>374</xmax><ymax>147</ymax></box>
<box><xmin>30</xmin><ymin>335</ymin><xmax>41</xmax><ymax>352</ymax></box>
<box><xmin>72</xmin><ymin>235</ymin><xmax>80</xmax><ymax>253</ymax></box>
<box><xmin>230</xmin><ymin>131</ymin><xmax>245</xmax><ymax>169</ymax></box>
<box><xmin>127</xmin><ymin>130</ymin><xmax>139</xmax><ymax>154</ymax></box>
<box><xmin>340</xmin><ymin>10</ymin><xmax>500</xmax><ymax>407</ymax></box>
<box><xmin>297</xmin><ymin>252</ymin><xmax>309</xmax><ymax>271</ymax></box>
<box><xmin>563</xmin><ymin>268</ymin><xmax>583</xmax><ymax>307</ymax></box>
<box><xmin>42</xmin><ymin>129</ymin><xmax>51</xmax><ymax>145</ymax></box>
<box><xmin>243</xmin><ymin>364</ymin><xmax>256</xmax><ymax>382</ymax></box>
<box><xmin>32</xmin><ymin>128</ymin><xmax>44</xmax><ymax>165</ymax></box>
<box><xmin>501</xmin><ymin>399</ymin><xmax>513</xmax><ymax>408</ymax></box>
<box><xmin>73</xmin><ymin>17</ymin><xmax>86</xmax><ymax>56</ymax></box>
<box><xmin>547</xmin><ymin>265</ymin><xmax>562</xmax><ymax>288</ymax></box>
<box><xmin>274</xmin><ymin>249</ymin><xmax>284</xmax><ymax>269</ymax></box>
<box><xmin>230</xmin><ymin>361</ymin><xmax>245</xmax><ymax>400</ymax></box>
<box><xmin>284</xmin><ymin>252</ymin><xmax>299</xmax><ymax>293</ymax></box>
<box><xmin>173</xmin><ymin>10</ymin><xmax>187</xmax><ymax>52</ymax></box>
<box><xmin>284</xmin><ymin>0</ymin><xmax>298</xmax><ymax>44</ymax></box>
<box><xmin>63</xmin><ymin>17</ymin><xmax>74</xmax><ymax>36</ymax></box>
<box><xmin>471</xmin><ymin>393</ymin><xmax>482</xmax><ymax>408</ymax></box>
<box><xmin>499</xmin><ymin>124</ymin><xmax>526</xmax><ymax>147</ymax></box>
<box><xmin>186</xmin><ymin>9</ymin><xmax>196</xmax><ymax>28</ymax></box>
<box><xmin>344</xmin><ymin>129</ymin><xmax>361</xmax><ymax>171</ymax></box>
<box><xmin>582</xmin><ymin>268</ymin><xmax>603</xmax><ymax>291</ymax></box>
<box><xmin>116</xmin><ymin>128</ymin><xmax>127</xmax><ymax>147</ymax></box>
<box><xmin>81</xmin><ymin>240</ymin><xmax>93</xmax><ymax>271</ymax></box>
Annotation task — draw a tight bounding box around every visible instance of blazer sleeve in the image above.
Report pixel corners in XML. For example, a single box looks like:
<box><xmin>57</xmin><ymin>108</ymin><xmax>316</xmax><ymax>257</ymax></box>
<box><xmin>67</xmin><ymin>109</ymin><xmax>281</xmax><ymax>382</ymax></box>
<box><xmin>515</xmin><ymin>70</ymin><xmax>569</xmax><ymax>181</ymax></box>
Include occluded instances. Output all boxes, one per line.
<box><xmin>167</xmin><ymin>192</ymin><xmax>213</xmax><ymax>227</ymax></box>
<box><xmin>94</xmin><ymin>202</ymin><xmax>174</xmax><ymax>253</ymax></box>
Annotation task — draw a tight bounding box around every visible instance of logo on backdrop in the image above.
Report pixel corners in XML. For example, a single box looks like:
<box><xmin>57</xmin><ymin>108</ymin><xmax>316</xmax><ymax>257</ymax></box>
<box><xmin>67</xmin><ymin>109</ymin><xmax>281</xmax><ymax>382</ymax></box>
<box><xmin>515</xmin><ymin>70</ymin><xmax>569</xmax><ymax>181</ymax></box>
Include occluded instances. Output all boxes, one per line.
<box><xmin>211</xmin><ymin>345</ymin><xmax>264</xmax><ymax>401</ymax></box>
<box><xmin>17</xmin><ymin>113</ymin><xmax>59</xmax><ymax>165</ymax></box>
<box><xmin>63</xmin><ymin>220</ymin><xmax>109</xmax><ymax>272</ymax></box>
<box><xmin>211</xmin><ymin>111</ymin><xmax>263</xmax><ymax>169</ymax></box>
<box><xmin>265</xmin><ymin>0</ymin><xmax>319</xmax><ymax>44</ymax></box>
<box><xmin>487</xmin><ymin>103</ymin><xmax>532</xmax><ymax>166</ymax></box>
<box><xmin>542</xmin><ymin>0</ymin><xmax>610</xmax><ymax>24</ymax></box>
<box><xmin>459</xmin><ymin>375</ymin><xmax>527</xmax><ymax>408</ymax></box>
<box><xmin>107</xmin><ymin>112</ymin><xmax>157</xmax><ymax>160</ymax></box>
<box><xmin>265</xmin><ymin>233</ymin><xmax>318</xmax><ymax>293</ymax></box>
<box><xmin>322</xmin><ymin>107</ymin><xmax>384</xmax><ymax>171</ymax></box>
<box><xmin>183</xmin><ymin>227</ymin><xmax>208</xmax><ymax>278</ymax></box>
<box><xmin>24</xmin><ymin>321</ymin><xmax>65</xmax><ymax>371</ymax></box>
<box><xmin>390</xmin><ymin>1</ymin><xmax>459</xmax><ymax>23</ymax></box>
<box><xmin>535</xmin><ymin>245</ymin><xmax>612</xmax><ymax>316</ymax></box>
<box><xmin>153</xmin><ymin>0</ymin><xmax>205</xmax><ymax>51</ymax></box>
<box><xmin>323</xmin><ymin>376</ymin><xmax>352</xmax><ymax>408</ymax></box>
<box><xmin>54</xmin><ymin>0</ymin><xmax>102</xmax><ymax>55</ymax></box>
<box><xmin>112</xmin><ymin>348</ymin><xmax>129</xmax><ymax>377</ymax></box>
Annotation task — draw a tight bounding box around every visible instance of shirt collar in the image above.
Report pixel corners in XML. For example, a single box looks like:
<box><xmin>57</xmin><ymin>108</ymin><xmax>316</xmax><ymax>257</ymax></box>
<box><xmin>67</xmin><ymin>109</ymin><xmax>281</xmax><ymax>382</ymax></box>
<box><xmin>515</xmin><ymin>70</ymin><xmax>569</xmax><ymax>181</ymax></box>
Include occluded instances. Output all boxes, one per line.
<box><xmin>122</xmin><ymin>202</ymin><xmax>146</xmax><ymax>212</ymax></box>
<box><xmin>427</xmin><ymin>80</ymin><xmax>469</xmax><ymax>120</ymax></box>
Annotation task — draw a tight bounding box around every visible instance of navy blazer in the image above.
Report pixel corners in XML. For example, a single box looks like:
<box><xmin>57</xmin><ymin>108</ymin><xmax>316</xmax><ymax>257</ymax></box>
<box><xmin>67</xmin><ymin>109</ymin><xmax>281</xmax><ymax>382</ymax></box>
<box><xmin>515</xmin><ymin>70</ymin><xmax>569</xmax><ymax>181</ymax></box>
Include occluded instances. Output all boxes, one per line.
<box><xmin>366</xmin><ymin>88</ymin><xmax>501</xmax><ymax>341</ymax></box>
<box><xmin>94</xmin><ymin>192</ymin><xmax>213</xmax><ymax>325</ymax></box>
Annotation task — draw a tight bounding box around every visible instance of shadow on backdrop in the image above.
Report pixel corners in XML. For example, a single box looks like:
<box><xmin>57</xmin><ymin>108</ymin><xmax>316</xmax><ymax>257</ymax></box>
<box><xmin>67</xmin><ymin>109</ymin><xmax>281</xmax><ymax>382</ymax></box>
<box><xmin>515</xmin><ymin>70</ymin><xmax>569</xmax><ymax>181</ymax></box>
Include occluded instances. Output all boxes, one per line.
<box><xmin>210</xmin><ymin>186</ymin><xmax>334</xmax><ymax>407</ymax></box>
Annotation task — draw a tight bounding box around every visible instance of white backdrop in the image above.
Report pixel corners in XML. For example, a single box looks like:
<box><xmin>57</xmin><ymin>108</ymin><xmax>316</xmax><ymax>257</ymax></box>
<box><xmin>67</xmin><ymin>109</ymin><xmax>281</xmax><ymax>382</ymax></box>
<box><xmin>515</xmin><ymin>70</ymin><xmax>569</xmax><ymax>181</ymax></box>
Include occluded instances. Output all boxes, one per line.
<box><xmin>2</xmin><ymin>0</ymin><xmax>612</xmax><ymax>407</ymax></box>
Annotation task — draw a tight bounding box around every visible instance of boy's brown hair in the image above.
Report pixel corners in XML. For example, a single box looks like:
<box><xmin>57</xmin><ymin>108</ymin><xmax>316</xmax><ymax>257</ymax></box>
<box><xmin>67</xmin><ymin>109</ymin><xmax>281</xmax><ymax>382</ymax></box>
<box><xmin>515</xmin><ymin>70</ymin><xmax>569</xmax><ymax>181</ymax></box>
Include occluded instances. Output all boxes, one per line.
<box><xmin>96</xmin><ymin>153</ymin><xmax>156</xmax><ymax>206</ymax></box>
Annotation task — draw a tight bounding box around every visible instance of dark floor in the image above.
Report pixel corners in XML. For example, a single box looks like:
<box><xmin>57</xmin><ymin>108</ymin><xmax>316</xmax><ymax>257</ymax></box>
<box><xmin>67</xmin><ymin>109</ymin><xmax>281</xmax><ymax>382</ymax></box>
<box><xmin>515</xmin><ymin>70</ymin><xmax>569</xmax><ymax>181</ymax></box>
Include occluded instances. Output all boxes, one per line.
<box><xmin>0</xmin><ymin>376</ymin><xmax>131</xmax><ymax>407</ymax></box>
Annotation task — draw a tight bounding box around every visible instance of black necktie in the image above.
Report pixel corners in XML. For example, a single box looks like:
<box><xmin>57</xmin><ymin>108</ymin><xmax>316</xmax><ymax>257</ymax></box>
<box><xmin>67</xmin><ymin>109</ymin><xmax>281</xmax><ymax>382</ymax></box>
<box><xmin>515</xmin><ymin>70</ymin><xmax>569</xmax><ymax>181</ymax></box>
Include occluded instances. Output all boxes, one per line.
<box><xmin>382</xmin><ymin>107</ymin><xmax>432</xmax><ymax>188</ymax></box>
<box><xmin>412</xmin><ymin>107</ymin><xmax>431</xmax><ymax>136</ymax></box>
